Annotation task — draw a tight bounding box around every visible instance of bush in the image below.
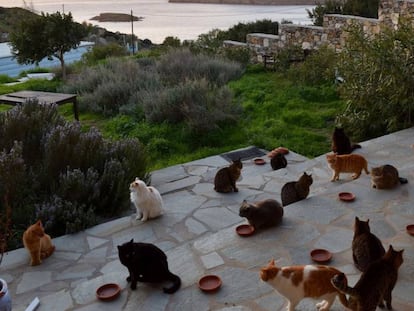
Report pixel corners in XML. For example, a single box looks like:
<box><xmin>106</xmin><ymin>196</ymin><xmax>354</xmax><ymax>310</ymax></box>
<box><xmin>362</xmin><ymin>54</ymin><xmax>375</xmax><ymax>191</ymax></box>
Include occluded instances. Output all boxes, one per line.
<box><xmin>156</xmin><ymin>48</ymin><xmax>244</xmax><ymax>86</ymax></box>
<box><xmin>336</xmin><ymin>20</ymin><xmax>414</xmax><ymax>140</ymax></box>
<box><xmin>141</xmin><ymin>78</ymin><xmax>241</xmax><ymax>133</ymax></box>
<box><xmin>0</xmin><ymin>102</ymin><xmax>149</xmax><ymax>249</ymax></box>
<box><xmin>63</xmin><ymin>48</ymin><xmax>244</xmax><ymax>132</ymax></box>
<box><xmin>287</xmin><ymin>45</ymin><xmax>338</xmax><ymax>85</ymax></box>
<box><xmin>82</xmin><ymin>43</ymin><xmax>128</xmax><ymax>65</ymax></box>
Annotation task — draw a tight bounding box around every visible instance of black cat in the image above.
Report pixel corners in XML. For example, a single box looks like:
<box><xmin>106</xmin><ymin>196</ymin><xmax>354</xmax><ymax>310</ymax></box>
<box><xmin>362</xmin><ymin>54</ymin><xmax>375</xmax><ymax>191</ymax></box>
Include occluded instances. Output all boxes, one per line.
<box><xmin>331</xmin><ymin>127</ymin><xmax>361</xmax><ymax>155</ymax></box>
<box><xmin>117</xmin><ymin>239</ymin><xmax>181</xmax><ymax>294</ymax></box>
<box><xmin>270</xmin><ymin>153</ymin><xmax>287</xmax><ymax>170</ymax></box>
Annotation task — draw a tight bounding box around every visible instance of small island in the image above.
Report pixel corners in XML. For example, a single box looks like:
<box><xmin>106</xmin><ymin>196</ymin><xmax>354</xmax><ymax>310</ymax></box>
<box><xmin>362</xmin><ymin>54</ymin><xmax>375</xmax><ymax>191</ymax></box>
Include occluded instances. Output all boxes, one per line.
<box><xmin>90</xmin><ymin>13</ymin><xmax>143</xmax><ymax>22</ymax></box>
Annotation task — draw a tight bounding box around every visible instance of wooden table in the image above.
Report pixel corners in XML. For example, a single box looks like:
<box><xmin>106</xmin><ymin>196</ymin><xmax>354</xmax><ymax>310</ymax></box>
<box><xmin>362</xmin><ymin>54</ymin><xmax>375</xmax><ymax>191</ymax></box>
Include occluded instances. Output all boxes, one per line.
<box><xmin>0</xmin><ymin>90</ymin><xmax>79</xmax><ymax>120</ymax></box>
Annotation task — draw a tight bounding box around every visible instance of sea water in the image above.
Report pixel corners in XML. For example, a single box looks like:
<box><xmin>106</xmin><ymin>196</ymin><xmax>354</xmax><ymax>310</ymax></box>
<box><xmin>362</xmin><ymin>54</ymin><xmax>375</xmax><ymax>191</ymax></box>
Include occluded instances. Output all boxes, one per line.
<box><xmin>1</xmin><ymin>0</ymin><xmax>314</xmax><ymax>43</ymax></box>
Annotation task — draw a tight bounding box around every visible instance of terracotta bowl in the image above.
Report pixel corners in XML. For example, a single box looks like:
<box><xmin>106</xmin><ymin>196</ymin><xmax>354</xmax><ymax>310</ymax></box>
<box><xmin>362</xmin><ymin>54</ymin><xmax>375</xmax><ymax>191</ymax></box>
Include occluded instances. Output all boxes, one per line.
<box><xmin>236</xmin><ymin>224</ymin><xmax>255</xmax><ymax>237</ymax></box>
<box><xmin>96</xmin><ymin>283</ymin><xmax>121</xmax><ymax>301</ymax></box>
<box><xmin>338</xmin><ymin>192</ymin><xmax>356</xmax><ymax>202</ymax></box>
<box><xmin>310</xmin><ymin>249</ymin><xmax>332</xmax><ymax>263</ymax></box>
<box><xmin>254</xmin><ymin>158</ymin><xmax>266</xmax><ymax>165</ymax></box>
<box><xmin>406</xmin><ymin>224</ymin><xmax>414</xmax><ymax>236</ymax></box>
<box><xmin>198</xmin><ymin>275</ymin><xmax>222</xmax><ymax>292</ymax></box>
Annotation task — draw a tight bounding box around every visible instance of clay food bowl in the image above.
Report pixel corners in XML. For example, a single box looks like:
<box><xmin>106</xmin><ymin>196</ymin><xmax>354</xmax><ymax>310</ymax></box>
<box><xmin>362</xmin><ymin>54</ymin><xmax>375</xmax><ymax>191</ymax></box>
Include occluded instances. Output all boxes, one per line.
<box><xmin>254</xmin><ymin>158</ymin><xmax>266</xmax><ymax>165</ymax></box>
<box><xmin>406</xmin><ymin>224</ymin><xmax>414</xmax><ymax>236</ymax></box>
<box><xmin>338</xmin><ymin>192</ymin><xmax>356</xmax><ymax>202</ymax></box>
<box><xmin>198</xmin><ymin>275</ymin><xmax>222</xmax><ymax>292</ymax></box>
<box><xmin>236</xmin><ymin>224</ymin><xmax>255</xmax><ymax>237</ymax></box>
<box><xmin>310</xmin><ymin>249</ymin><xmax>333</xmax><ymax>263</ymax></box>
<box><xmin>96</xmin><ymin>283</ymin><xmax>121</xmax><ymax>301</ymax></box>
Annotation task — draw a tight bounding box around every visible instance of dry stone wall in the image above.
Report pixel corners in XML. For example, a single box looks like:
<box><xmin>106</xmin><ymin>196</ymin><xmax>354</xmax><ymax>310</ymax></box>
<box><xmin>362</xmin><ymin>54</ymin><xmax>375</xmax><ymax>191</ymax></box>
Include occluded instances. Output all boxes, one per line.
<box><xmin>243</xmin><ymin>0</ymin><xmax>412</xmax><ymax>61</ymax></box>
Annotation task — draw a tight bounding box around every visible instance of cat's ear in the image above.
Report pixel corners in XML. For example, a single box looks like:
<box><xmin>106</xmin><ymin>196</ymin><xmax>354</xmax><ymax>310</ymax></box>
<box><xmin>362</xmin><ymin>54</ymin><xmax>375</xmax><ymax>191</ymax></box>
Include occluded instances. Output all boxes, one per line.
<box><xmin>129</xmin><ymin>239</ymin><xmax>134</xmax><ymax>243</ymax></box>
<box><xmin>269</xmin><ymin>258</ymin><xmax>275</xmax><ymax>266</ymax></box>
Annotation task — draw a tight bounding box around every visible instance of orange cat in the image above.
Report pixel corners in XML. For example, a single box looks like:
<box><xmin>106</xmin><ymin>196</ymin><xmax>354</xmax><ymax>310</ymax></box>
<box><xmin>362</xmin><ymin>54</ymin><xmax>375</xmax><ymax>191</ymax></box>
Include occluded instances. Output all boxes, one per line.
<box><xmin>326</xmin><ymin>153</ymin><xmax>369</xmax><ymax>182</ymax></box>
<box><xmin>260</xmin><ymin>259</ymin><xmax>348</xmax><ymax>311</ymax></box>
<box><xmin>23</xmin><ymin>220</ymin><xmax>55</xmax><ymax>266</ymax></box>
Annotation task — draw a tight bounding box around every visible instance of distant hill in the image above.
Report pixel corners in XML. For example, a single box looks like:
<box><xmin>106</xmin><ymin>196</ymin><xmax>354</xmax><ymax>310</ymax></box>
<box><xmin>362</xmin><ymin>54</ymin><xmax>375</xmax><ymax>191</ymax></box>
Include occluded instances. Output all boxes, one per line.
<box><xmin>0</xmin><ymin>7</ymin><xmax>38</xmax><ymax>42</ymax></box>
<box><xmin>169</xmin><ymin>0</ymin><xmax>319</xmax><ymax>4</ymax></box>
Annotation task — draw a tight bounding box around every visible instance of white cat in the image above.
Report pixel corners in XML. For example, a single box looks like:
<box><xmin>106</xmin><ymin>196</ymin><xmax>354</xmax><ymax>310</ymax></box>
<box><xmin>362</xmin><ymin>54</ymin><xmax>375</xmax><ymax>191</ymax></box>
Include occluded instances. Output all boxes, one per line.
<box><xmin>130</xmin><ymin>178</ymin><xmax>163</xmax><ymax>221</ymax></box>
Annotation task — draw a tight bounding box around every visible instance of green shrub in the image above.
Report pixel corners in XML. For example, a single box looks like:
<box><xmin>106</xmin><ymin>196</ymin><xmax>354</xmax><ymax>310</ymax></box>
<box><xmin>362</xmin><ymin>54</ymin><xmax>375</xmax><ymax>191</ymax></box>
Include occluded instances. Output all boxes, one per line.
<box><xmin>0</xmin><ymin>102</ymin><xmax>149</xmax><ymax>249</ymax></box>
<box><xmin>287</xmin><ymin>45</ymin><xmax>338</xmax><ymax>86</ymax></box>
<box><xmin>156</xmin><ymin>48</ymin><xmax>244</xmax><ymax>86</ymax></box>
<box><xmin>0</xmin><ymin>75</ymin><xmax>17</xmax><ymax>84</ymax></box>
<box><xmin>82</xmin><ymin>43</ymin><xmax>128</xmax><ymax>65</ymax></box>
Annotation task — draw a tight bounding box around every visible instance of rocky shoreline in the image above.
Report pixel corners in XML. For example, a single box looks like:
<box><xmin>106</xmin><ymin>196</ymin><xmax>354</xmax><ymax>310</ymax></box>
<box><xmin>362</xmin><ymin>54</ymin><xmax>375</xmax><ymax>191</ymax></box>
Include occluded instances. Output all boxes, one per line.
<box><xmin>168</xmin><ymin>0</ymin><xmax>320</xmax><ymax>5</ymax></box>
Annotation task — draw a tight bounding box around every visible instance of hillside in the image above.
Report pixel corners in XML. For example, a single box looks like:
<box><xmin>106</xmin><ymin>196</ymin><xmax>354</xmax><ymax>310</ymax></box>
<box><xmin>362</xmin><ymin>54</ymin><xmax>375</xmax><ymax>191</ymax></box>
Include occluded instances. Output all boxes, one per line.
<box><xmin>0</xmin><ymin>7</ymin><xmax>38</xmax><ymax>42</ymax></box>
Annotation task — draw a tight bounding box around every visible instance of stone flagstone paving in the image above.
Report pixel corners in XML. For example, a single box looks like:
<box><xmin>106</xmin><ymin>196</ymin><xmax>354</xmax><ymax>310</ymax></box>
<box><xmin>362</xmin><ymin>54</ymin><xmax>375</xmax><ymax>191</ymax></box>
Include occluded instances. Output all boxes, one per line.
<box><xmin>1</xmin><ymin>128</ymin><xmax>414</xmax><ymax>310</ymax></box>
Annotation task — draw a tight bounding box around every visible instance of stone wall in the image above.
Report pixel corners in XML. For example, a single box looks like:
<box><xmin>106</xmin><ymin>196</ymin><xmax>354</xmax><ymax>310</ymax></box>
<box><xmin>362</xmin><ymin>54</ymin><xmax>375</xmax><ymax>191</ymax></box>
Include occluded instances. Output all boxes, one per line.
<box><xmin>243</xmin><ymin>0</ymin><xmax>412</xmax><ymax>61</ymax></box>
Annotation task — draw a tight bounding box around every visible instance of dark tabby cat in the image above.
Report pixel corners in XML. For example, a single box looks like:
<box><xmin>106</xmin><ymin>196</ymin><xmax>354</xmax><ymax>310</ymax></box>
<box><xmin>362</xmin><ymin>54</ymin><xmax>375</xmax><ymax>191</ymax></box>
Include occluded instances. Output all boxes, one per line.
<box><xmin>352</xmin><ymin>217</ymin><xmax>385</xmax><ymax>272</ymax></box>
<box><xmin>281</xmin><ymin>172</ymin><xmax>313</xmax><ymax>206</ymax></box>
<box><xmin>371</xmin><ymin>164</ymin><xmax>408</xmax><ymax>189</ymax></box>
<box><xmin>214</xmin><ymin>158</ymin><xmax>243</xmax><ymax>193</ymax></box>
<box><xmin>331</xmin><ymin>245</ymin><xmax>404</xmax><ymax>311</ymax></box>
<box><xmin>117</xmin><ymin>239</ymin><xmax>181</xmax><ymax>294</ymax></box>
<box><xmin>270</xmin><ymin>152</ymin><xmax>287</xmax><ymax>170</ymax></box>
<box><xmin>331</xmin><ymin>127</ymin><xmax>361</xmax><ymax>155</ymax></box>
<box><xmin>239</xmin><ymin>199</ymin><xmax>283</xmax><ymax>230</ymax></box>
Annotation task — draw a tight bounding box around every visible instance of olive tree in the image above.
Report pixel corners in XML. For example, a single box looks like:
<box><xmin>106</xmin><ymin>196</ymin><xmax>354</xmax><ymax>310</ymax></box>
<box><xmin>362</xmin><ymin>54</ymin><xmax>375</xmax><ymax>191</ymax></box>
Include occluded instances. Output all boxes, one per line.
<box><xmin>9</xmin><ymin>11</ymin><xmax>87</xmax><ymax>79</ymax></box>
<box><xmin>336</xmin><ymin>19</ymin><xmax>414</xmax><ymax>139</ymax></box>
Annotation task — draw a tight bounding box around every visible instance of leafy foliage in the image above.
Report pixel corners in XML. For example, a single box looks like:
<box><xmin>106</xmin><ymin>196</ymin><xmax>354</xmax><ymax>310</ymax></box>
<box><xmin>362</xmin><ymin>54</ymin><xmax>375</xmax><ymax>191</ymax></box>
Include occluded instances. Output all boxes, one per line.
<box><xmin>287</xmin><ymin>45</ymin><xmax>339</xmax><ymax>85</ymax></box>
<box><xmin>62</xmin><ymin>49</ymin><xmax>244</xmax><ymax>132</ymax></box>
<box><xmin>81</xmin><ymin>43</ymin><xmax>128</xmax><ymax>65</ymax></box>
<box><xmin>308</xmin><ymin>0</ymin><xmax>379</xmax><ymax>26</ymax></box>
<box><xmin>0</xmin><ymin>102</ymin><xmax>148</xmax><ymax>249</ymax></box>
<box><xmin>9</xmin><ymin>12</ymin><xmax>87</xmax><ymax>79</ymax></box>
<box><xmin>336</xmin><ymin>19</ymin><xmax>414</xmax><ymax>139</ymax></box>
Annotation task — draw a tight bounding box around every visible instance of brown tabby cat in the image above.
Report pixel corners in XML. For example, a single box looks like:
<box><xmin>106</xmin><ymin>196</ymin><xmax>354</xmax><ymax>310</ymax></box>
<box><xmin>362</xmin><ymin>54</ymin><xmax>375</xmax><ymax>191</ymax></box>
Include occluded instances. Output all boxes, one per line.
<box><xmin>352</xmin><ymin>217</ymin><xmax>385</xmax><ymax>272</ymax></box>
<box><xmin>326</xmin><ymin>153</ymin><xmax>369</xmax><ymax>181</ymax></box>
<box><xmin>331</xmin><ymin>245</ymin><xmax>404</xmax><ymax>311</ymax></box>
<box><xmin>331</xmin><ymin>127</ymin><xmax>361</xmax><ymax>155</ymax></box>
<box><xmin>22</xmin><ymin>220</ymin><xmax>55</xmax><ymax>266</ymax></box>
<box><xmin>239</xmin><ymin>199</ymin><xmax>283</xmax><ymax>230</ymax></box>
<box><xmin>260</xmin><ymin>259</ymin><xmax>348</xmax><ymax>311</ymax></box>
<box><xmin>281</xmin><ymin>172</ymin><xmax>313</xmax><ymax>206</ymax></box>
<box><xmin>371</xmin><ymin>164</ymin><xmax>408</xmax><ymax>189</ymax></box>
<box><xmin>214</xmin><ymin>158</ymin><xmax>243</xmax><ymax>193</ymax></box>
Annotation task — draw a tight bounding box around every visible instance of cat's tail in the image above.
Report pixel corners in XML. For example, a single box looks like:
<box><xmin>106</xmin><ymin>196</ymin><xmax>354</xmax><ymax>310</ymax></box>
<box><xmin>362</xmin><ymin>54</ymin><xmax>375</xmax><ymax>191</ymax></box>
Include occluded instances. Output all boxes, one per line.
<box><xmin>337</xmin><ymin>292</ymin><xmax>349</xmax><ymax>308</ymax></box>
<box><xmin>351</xmin><ymin>144</ymin><xmax>361</xmax><ymax>151</ymax></box>
<box><xmin>41</xmin><ymin>245</ymin><xmax>55</xmax><ymax>259</ymax></box>
<box><xmin>399</xmin><ymin>177</ymin><xmax>408</xmax><ymax>184</ymax></box>
<box><xmin>163</xmin><ymin>272</ymin><xmax>181</xmax><ymax>294</ymax></box>
<box><xmin>331</xmin><ymin>273</ymin><xmax>359</xmax><ymax>298</ymax></box>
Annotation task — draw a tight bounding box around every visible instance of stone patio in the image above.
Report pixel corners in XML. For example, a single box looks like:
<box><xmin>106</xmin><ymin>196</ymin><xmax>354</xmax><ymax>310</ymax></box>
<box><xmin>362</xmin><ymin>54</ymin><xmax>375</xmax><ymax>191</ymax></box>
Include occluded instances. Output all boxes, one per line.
<box><xmin>1</xmin><ymin>127</ymin><xmax>414</xmax><ymax>311</ymax></box>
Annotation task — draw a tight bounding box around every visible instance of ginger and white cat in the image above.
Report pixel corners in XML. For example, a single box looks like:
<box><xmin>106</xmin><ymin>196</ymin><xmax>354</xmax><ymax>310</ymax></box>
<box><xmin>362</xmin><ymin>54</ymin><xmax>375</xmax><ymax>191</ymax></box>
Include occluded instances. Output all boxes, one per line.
<box><xmin>326</xmin><ymin>153</ymin><xmax>369</xmax><ymax>181</ymax></box>
<box><xmin>130</xmin><ymin>177</ymin><xmax>163</xmax><ymax>221</ymax></box>
<box><xmin>260</xmin><ymin>259</ymin><xmax>348</xmax><ymax>311</ymax></box>
<box><xmin>22</xmin><ymin>220</ymin><xmax>55</xmax><ymax>266</ymax></box>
